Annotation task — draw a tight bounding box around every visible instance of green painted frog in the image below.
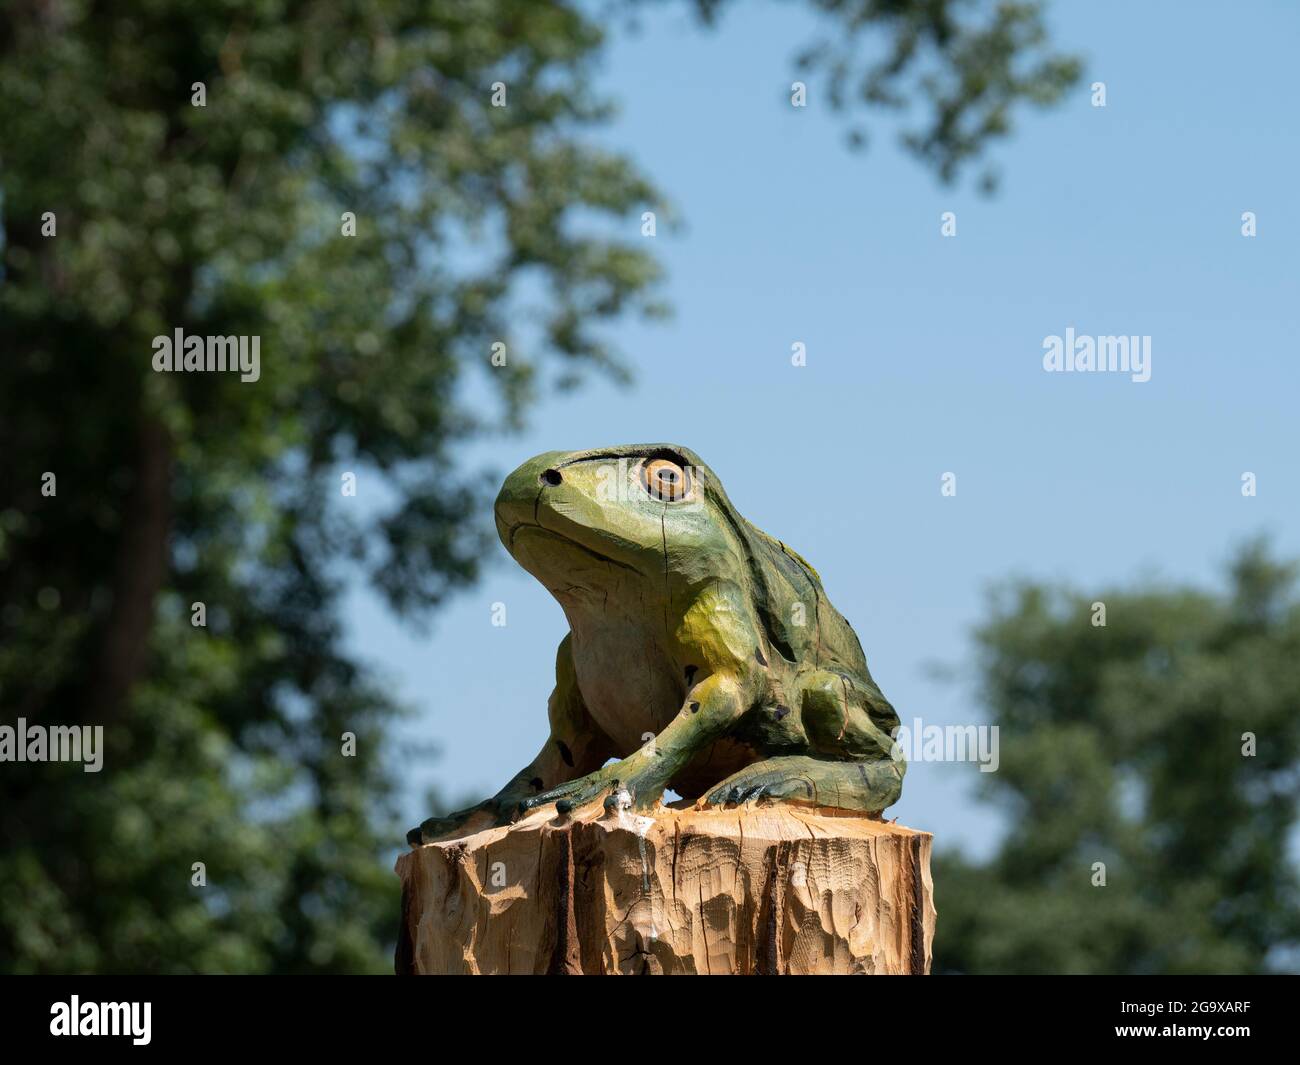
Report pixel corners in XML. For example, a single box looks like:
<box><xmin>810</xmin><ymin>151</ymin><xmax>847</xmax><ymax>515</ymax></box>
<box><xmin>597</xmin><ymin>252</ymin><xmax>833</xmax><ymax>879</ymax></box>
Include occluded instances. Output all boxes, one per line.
<box><xmin>408</xmin><ymin>444</ymin><xmax>905</xmax><ymax>847</ymax></box>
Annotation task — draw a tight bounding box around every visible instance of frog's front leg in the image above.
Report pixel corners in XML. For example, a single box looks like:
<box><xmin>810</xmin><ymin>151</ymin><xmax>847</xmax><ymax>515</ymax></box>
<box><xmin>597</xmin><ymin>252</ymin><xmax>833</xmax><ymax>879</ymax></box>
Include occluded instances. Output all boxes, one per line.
<box><xmin>519</xmin><ymin>671</ymin><xmax>754</xmax><ymax>816</ymax></box>
<box><xmin>407</xmin><ymin>635</ymin><xmax>614</xmax><ymax>847</ymax></box>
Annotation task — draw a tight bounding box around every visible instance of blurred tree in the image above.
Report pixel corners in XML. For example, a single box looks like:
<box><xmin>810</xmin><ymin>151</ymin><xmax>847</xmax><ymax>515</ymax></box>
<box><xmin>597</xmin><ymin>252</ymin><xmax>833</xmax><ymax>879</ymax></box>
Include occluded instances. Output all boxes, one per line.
<box><xmin>0</xmin><ymin>1</ymin><xmax>1078</xmax><ymax>972</ymax></box>
<box><xmin>935</xmin><ymin>541</ymin><xmax>1300</xmax><ymax>974</ymax></box>
<box><xmin>681</xmin><ymin>0</ymin><xmax>1082</xmax><ymax>190</ymax></box>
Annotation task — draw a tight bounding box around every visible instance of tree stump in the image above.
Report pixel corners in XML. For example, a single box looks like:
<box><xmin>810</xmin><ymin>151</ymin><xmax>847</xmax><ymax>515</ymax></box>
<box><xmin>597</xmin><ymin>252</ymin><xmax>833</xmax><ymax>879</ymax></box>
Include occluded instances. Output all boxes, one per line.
<box><xmin>395</xmin><ymin>802</ymin><xmax>935</xmax><ymax>975</ymax></box>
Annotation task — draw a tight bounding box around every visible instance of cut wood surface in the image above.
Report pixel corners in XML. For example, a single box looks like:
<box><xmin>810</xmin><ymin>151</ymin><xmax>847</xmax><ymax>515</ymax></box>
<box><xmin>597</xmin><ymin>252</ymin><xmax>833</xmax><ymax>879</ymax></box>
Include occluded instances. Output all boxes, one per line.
<box><xmin>395</xmin><ymin>802</ymin><xmax>935</xmax><ymax>975</ymax></box>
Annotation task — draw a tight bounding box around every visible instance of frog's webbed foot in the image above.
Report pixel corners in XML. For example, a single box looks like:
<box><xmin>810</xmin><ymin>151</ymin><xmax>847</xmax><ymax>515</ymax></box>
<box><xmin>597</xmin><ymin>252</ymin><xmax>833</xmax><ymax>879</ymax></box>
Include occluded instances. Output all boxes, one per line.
<box><xmin>406</xmin><ymin>800</ymin><xmax>503</xmax><ymax>847</ymax></box>
<box><xmin>703</xmin><ymin>765</ymin><xmax>816</xmax><ymax>807</ymax></box>
<box><xmin>517</xmin><ymin>772</ymin><xmax>619</xmax><ymax>817</ymax></box>
<box><xmin>406</xmin><ymin>816</ymin><xmax>454</xmax><ymax>848</ymax></box>
<box><xmin>517</xmin><ymin>757</ymin><xmax>661</xmax><ymax>818</ymax></box>
<box><xmin>701</xmin><ymin>756</ymin><xmax>903</xmax><ymax>815</ymax></box>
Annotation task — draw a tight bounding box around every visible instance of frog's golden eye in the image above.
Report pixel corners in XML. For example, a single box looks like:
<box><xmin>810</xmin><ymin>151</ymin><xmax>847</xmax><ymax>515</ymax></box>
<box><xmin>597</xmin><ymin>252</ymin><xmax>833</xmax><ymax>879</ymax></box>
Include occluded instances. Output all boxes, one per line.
<box><xmin>643</xmin><ymin>458</ymin><xmax>689</xmax><ymax>502</ymax></box>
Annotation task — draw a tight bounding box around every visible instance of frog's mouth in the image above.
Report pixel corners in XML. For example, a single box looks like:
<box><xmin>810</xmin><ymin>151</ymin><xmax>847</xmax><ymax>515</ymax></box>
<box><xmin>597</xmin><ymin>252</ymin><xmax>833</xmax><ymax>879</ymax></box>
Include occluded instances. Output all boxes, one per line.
<box><xmin>506</xmin><ymin>521</ymin><xmax>642</xmax><ymax>575</ymax></box>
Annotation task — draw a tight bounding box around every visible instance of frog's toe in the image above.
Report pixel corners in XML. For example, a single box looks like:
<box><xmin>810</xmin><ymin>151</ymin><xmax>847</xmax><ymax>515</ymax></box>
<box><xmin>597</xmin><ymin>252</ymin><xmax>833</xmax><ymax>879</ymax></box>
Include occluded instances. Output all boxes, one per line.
<box><xmin>515</xmin><ymin>794</ymin><xmax>564</xmax><ymax>819</ymax></box>
<box><xmin>518</xmin><ymin>787</ymin><xmax>572</xmax><ymax>814</ymax></box>
<box><xmin>704</xmin><ymin>782</ymin><xmax>748</xmax><ymax>807</ymax></box>
<box><xmin>715</xmin><ymin>787</ymin><xmax>759</xmax><ymax>807</ymax></box>
<box><xmin>409</xmin><ymin>814</ymin><xmax>461</xmax><ymax>846</ymax></box>
<box><xmin>519</xmin><ymin>776</ymin><xmax>613</xmax><ymax>814</ymax></box>
<box><xmin>602</xmin><ymin>785</ymin><xmax>635</xmax><ymax>815</ymax></box>
<box><xmin>705</xmin><ymin>771</ymin><xmax>810</xmax><ymax>808</ymax></box>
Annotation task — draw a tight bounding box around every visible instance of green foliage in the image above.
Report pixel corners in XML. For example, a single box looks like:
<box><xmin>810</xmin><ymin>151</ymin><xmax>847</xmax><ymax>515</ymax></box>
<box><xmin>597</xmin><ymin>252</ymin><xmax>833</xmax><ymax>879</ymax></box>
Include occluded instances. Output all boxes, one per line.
<box><xmin>0</xmin><ymin>0</ymin><xmax>664</xmax><ymax>975</ymax></box>
<box><xmin>936</xmin><ymin>541</ymin><xmax>1300</xmax><ymax>974</ymax></box>
<box><xmin>703</xmin><ymin>0</ymin><xmax>1082</xmax><ymax>189</ymax></box>
<box><xmin>0</xmin><ymin>1</ymin><xmax>1079</xmax><ymax>972</ymax></box>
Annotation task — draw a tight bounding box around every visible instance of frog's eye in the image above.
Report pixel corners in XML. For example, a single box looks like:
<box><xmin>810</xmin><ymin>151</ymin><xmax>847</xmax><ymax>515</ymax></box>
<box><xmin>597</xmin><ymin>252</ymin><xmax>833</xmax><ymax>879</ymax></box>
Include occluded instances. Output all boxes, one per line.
<box><xmin>642</xmin><ymin>458</ymin><xmax>690</xmax><ymax>502</ymax></box>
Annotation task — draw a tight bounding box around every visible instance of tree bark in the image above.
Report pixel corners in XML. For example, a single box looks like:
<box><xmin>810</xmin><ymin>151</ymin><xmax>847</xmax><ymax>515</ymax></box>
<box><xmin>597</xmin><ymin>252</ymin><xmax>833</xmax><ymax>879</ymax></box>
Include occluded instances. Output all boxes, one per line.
<box><xmin>396</xmin><ymin>802</ymin><xmax>935</xmax><ymax>975</ymax></box>
<box><xmin>87</xmin><ymin>414</ymin><xmax>172</xmax><ymax>723</ymax></box>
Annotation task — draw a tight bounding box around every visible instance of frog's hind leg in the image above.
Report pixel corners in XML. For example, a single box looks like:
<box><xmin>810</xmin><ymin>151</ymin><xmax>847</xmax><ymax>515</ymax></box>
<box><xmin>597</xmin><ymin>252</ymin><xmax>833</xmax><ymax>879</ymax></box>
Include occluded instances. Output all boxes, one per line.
<box><xmin>799</xmin><ymin>669</ymin><xmax>900</xmax><ymax>762</ymax></box>
<box><xmin>701</xmin><ymin>755</ymin><xmax>903</xmax><ymax>815</ymax></box>
<box><xmin>701</xmin><ymin>668</ymin><xmax>905</xmax><ymax>814</ymax></box>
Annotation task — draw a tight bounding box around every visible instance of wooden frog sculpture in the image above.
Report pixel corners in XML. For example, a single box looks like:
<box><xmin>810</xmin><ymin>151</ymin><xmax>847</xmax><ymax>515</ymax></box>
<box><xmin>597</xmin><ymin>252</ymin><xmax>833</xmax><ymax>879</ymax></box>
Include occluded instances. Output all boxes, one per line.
<box><xmin>408</xmin><ymin>444</ymin><xmax>905</xmax><ymax>846</ymax></box>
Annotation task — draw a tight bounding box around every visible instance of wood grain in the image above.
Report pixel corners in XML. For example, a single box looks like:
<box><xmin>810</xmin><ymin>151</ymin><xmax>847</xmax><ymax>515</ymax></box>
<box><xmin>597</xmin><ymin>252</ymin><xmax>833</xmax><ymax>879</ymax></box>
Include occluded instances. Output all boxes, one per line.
<box><xmin>395</xmin><ymin>802</ymin><xmax>935</xmax><ymax>975</ymax></box>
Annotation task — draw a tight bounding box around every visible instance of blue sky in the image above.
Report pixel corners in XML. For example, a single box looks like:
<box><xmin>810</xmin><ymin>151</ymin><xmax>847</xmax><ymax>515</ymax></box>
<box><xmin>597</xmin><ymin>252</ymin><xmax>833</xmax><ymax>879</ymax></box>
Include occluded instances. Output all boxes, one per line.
<box><xmin>348</xmin><ymin>0</ymin><xmax>1299</xmax><ymax>856</ymax></box>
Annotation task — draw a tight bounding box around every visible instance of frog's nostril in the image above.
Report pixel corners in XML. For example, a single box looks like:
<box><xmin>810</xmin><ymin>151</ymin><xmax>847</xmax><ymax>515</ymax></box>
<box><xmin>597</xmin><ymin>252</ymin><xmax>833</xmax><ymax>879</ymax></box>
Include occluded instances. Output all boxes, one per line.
<box><xmin>540</xmin><ymin>468</ymin><xmax>563</xmax><ymax>487</ymax></box>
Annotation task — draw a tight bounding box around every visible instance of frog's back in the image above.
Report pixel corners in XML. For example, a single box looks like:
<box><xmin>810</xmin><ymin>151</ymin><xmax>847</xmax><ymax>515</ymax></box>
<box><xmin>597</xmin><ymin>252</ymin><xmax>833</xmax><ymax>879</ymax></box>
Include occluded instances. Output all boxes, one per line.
<box><xmin>651</xmin><ymin>441</ymin><xmax>879</xmax><ymax>688</ymax></box>
<box><xmin>739</xmin><ymin>520</ymin><xmax>873</xmax><ymax>683</ymax></box>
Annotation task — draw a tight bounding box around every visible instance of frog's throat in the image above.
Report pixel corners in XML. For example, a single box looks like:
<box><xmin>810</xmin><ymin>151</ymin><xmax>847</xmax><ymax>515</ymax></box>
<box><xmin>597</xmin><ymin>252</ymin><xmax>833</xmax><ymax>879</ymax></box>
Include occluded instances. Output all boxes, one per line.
<box><xmin>506</xmin><ymin>521</ymin><xmax>643</xmax><ymax>577</ymax></box>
